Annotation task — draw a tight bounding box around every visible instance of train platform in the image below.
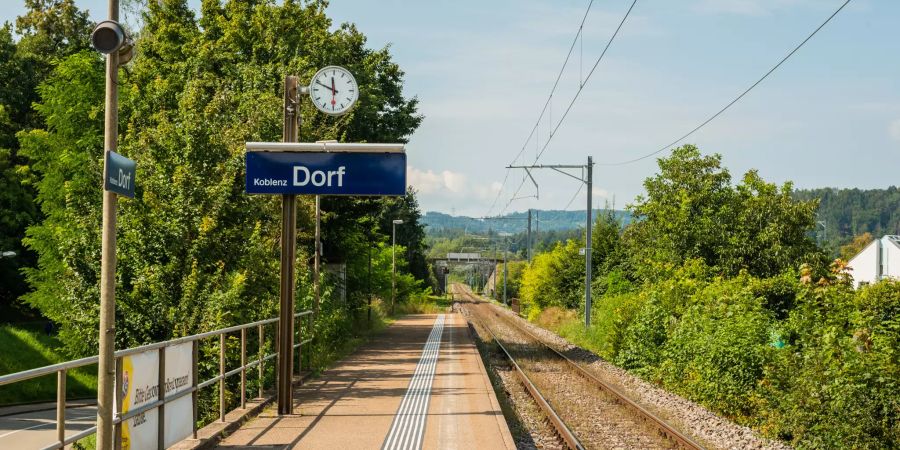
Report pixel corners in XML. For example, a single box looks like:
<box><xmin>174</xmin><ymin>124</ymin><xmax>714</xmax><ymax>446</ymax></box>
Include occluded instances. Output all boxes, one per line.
<box><xmin>215</xmin><ymin>313</ymin><xmax>515</xmax><ymax>450</ymax></box>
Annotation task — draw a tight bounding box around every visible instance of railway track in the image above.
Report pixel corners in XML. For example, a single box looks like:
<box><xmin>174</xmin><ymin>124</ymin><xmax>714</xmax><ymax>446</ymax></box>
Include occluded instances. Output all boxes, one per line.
<box><xmin>454</xmin><ymin>286</ymin><xmax>705</xmax><ymax>450</ymax></box>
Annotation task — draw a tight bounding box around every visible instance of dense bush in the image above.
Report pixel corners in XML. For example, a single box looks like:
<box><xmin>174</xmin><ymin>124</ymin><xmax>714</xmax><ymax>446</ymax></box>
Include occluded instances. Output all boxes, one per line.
<box><xmin>520</xmin><ymin>239</ymin><xmax>584</xmax><ymax>318</ymax></box>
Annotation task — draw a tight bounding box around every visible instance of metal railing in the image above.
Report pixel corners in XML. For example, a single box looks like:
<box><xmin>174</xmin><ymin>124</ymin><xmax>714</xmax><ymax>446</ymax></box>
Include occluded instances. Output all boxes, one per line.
<box><xmin>0</xmin><ymin>311</ymin><xmax>314</xmax><ymax>450</ymax></box>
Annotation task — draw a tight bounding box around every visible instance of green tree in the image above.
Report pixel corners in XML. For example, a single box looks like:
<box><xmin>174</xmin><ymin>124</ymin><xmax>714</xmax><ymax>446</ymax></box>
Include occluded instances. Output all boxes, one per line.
<box><xmin>520</xmin><ymin>239</ymin><xmax>584</xmax><ymax>316</ymax></box>
<box><xmin>0</xmin><ymin>0</ymin><xmax>94</xmax><ymax>321</ymax></box>
<box><xmin>839</xmin><ymin>232</ymin><xmax>873</xmax><ymax>260</ymax></box>
<box><xmin>18</xmin><ymin>52</ymin><xmax>105</xmax><ymax>351</ymax></box>
<box><xmin>626</xmin><ymin>145</ymin><xmax>820</xmax><ymax>280</ymax></box>
<box><xmin>22</xmin><ymin>0</ymin><xmax>423</xmax><ymax>355</ymax></box>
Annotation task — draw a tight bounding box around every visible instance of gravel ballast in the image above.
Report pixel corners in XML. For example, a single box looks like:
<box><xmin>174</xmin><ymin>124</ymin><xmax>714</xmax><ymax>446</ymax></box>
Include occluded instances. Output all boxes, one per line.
<box><xmin>479</xmin><ymin>295</ymin><xmax>793</xmax><ymax>450</ymax></box>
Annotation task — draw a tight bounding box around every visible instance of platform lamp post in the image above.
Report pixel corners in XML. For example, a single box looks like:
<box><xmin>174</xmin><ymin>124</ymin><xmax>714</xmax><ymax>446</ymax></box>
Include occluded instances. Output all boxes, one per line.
<box><xmin>391</xmin><ymin>219</ymin><xmax>404</xmax><ymax>315</ymax></box>
<box><xmin>91</xmin><ymin>6</ymin><xmax>136</xmax><ymax>448</ymax></box>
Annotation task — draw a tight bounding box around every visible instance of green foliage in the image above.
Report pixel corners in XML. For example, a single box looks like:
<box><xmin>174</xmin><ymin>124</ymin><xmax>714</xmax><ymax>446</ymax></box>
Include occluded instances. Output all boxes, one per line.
<box><xmin>19</xmin><ymin>0</ymin><xmax>425</xmax><ymax>360</ymax></box>
<box><xmin>18</xmin><ymin>52</ymin><xmax>106</xmax><ymax>354</ymax></box>
<box><xmin>494</xmin><ymin>260</ymin><xmax>526</xmax><ymax>300</ymax></box>
<box><xmin>656</xmin><ymin>276</ymin><xmax>774</xmax><ymax>420</ymax></box>
<box><xmin>1</xmin><ymin>0</ymin><xmax>95</xmax><ymax>320</ymax></box>
<box><xmin>794</xmin><ymin>187</ymin><xmax>900</xmax><ymax>253</ymax></box>
<box><xmin>626</xmin><ymin>145</ymin><xmax>821</xmax><ymax>279</ymax></box>
<box><xmin>759</xmin><ymin>278</ymin><xmax>900</xmax><ymax>448</ymax></box>
<box><xmin>519</xmin><ymin>146</ymin><xmax>896</xmax><ymax>447</ymax></box>
<box><xmin>839</xmin><ymin>232</ymin><xmax>874</xmax><ymax>260</ymax></box>
<box><xmin>520</xmin><ymin>239</ymin><xmax>584</xmax><ymax>317</ymax></box>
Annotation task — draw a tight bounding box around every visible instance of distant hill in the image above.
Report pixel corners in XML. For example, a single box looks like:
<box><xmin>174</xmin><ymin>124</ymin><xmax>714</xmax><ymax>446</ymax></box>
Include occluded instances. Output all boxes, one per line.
<box><xmin>423</xmin><ymin>209</ymin><xmax>632</xmax><ymax>234</ymax></box>
<box><xmin>794</xmin><ymin>186</ymin><xmax>900</xmax><ymax>250</ymax></box>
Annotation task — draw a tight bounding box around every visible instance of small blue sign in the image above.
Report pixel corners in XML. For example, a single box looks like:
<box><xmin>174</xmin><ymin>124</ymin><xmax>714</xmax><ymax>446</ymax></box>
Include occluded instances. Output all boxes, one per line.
<box><xmin>245</xmin><ymin>151</ymin><xmax>407</xmax><ymax>196</ymax></box>
<box><xmin>104</xmin><ymin>150</ymin><xmax>136</xmax><ymax>198</ymax></box>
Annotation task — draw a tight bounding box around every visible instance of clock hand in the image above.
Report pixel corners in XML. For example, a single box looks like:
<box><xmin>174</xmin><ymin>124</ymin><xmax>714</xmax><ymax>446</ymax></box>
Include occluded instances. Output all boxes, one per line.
<box><xmin>331</xmin><ymin>77</ymin><xmax>337</xmax><ymax>106</ymax></box>
<box><xmin>315</xmin><ymin>80</ymin><xmax>337</xmax><ymax>93</ymax></box>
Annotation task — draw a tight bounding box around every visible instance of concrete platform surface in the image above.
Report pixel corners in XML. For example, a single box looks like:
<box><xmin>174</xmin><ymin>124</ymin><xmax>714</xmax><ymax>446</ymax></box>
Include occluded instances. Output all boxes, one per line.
<box><xmin>215</xmin><ymin>313</ymin><xmax>515</xmax><ymax>450</ymax></box>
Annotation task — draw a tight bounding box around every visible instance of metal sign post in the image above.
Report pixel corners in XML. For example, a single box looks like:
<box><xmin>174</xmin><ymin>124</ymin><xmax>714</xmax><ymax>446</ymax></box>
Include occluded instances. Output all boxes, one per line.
<box><xmin>277</xmin><ymin>76</ymin><xmax>299</xmax><ymax>415</ymax></box>
<box><xmin>93</xmin><ymin>0</ymin><xmax>137</xmax><ymax>444</ymax></box>
<box><xmin>245</xmin><ymin>128</ymin><xmax>406</xmax><ymax>418</ymax></box>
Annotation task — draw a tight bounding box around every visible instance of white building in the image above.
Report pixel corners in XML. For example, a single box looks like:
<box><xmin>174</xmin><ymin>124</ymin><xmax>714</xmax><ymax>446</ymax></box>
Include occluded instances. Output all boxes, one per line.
<box><xmin>847</xmin><ymin>235</ymin><xmax>900</xmax><ymax>288</ymax></box>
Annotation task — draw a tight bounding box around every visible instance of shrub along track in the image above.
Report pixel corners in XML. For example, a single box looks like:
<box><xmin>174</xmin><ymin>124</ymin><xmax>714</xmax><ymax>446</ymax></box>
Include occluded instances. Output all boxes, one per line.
<box><xmin>453</xmin><ymin>286</ymin><xmax>704</xmax><ymax>450</ymax></box>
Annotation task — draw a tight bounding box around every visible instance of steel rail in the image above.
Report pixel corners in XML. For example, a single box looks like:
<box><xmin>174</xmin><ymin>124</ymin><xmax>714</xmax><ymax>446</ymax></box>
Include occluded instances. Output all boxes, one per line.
<box><xmin>466</xmin><ymin>306</ymin><xmax>584</xmax><ymax>450</ymax></box>
<box><xmin>469</xmin><ymin>292</ymin><xmax>705</xmax><ymax>450</ymax></box>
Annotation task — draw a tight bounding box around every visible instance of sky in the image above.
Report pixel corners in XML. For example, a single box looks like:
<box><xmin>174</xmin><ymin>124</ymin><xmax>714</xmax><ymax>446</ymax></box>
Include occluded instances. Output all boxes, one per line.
<box><xmin>4</xmin><ymin>0</ymin><xmax>899</xmax><ymax>216</ymax></box>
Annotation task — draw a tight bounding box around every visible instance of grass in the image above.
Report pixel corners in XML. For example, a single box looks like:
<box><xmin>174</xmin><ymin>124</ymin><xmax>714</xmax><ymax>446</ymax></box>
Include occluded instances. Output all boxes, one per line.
<box><xmin>392</xmin><ymin>294</ymin><xmax>453</xmax><ymax>315</ymax></box>
<box><xmin>0</xmin><ymin>324</ymin><xmax>97</xmax><ymax>405</ymax></box>
<box><xmin>532</xmin><ymin>293</ymin><xmax>645</xmax><ymax>362</ymax></box>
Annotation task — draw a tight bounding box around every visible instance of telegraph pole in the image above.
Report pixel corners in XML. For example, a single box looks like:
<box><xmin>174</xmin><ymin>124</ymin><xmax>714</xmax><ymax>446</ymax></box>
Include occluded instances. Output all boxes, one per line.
<box><xmin>527</xmin><ymin>209</ymin><xmax>532</xmax><ymax>262</ymax></box>
<box><xmin>503</xmin><ymin>241</ymin><xmax>508</xmax><ymax>305</ymax></box>
<box><xmin>585</xmin><ymin>156</ymin><xmax>593</xmax><ymax>328</ymax></box>
<box><xmin>277</xmin><ymin>76</ymin><xmax>299</xmax><ymax>415</ymax></box>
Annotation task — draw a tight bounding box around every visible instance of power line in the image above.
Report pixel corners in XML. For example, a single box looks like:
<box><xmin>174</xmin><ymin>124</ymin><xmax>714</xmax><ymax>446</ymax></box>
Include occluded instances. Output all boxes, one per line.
<box><xmin>501</xmin><ymin>0</ymin><xmax>638</xmax><ymax>214</ymax></box>
<box><xmin>534</xmin><ymin>0</ymin><xmax>637</xmax><ymax>162</ymax></box>
<box><xmin>487</xmin><ymin>0</ymin><xmax>596</xmax><ymax>217</ymax></box>
<box><xmin>563</xmin><ymin>182</ymin><xmax>585</xmax><ymax>211</ymax></box>
<box><xmin>599</xmin><ymin>0</ymin><xmax>852</xmax><ymax>167</ymax></box>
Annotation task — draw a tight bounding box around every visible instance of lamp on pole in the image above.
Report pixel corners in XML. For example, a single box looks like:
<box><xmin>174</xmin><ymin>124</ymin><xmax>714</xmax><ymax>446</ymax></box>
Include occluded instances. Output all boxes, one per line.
<box><xmin>91</xmin><ymin>5</ymin><xmax>134</xmax><ymax>446</ymax></box>
<box><xmin>391</xmin><ymin>219</ymin><xmax>404</xmax><ymax>315</ymax></box>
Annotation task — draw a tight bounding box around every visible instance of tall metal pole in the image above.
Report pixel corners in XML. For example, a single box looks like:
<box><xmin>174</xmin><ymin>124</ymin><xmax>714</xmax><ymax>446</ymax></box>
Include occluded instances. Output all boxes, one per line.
<box><xmin>314</xmin><ymin>195</ymin><xmax>321</xmax><ymax>320</ymax></box>
<box><xmin>391</xmin><ymin>222</ymin><xmax>396</xmax><ymax>315</ymax></box>
<box><xmin>96</xmin><ymin>0</ymin><xmax>120</xmax><ymax>446</ymax></box>
<box><xmin>277</xmin><ymin>76</ymin><xmax>298</xmax><ymax>415</ymax></box>
<box><xmin>503</xmin><ymin>238</ymin><xmax>508</xmax><ymax>305</ymax></box>
<box><xmin>527</xmin><ymin>209</ymin><xmax>532</xmax><ymax>262</ymax></box>
<box><xmin>493</xmin><ymin>245</ymin><xmax>497</xmax><ymax>299</ymax></box>
<box><xmin>584</xmin><ymin>156</ymin><xmax>593</xmax><ymax>328</ymax></box>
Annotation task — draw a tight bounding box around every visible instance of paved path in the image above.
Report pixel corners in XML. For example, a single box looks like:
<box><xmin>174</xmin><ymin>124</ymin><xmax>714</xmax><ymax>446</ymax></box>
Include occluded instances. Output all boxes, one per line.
<box><xmin>0</xmin><ymin>404</ymin><xmax>96</xmax><ymax>449</ymax></box>
<box><xmin>216</xmin><ymin>313</ymin><xmax>514</xmax><ymax>450</ymax></box>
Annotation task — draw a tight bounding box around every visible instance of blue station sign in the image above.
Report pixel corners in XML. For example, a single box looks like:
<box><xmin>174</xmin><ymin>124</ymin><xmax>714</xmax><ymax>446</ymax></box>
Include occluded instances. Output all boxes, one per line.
<box><xmin>104</xmin><ymin>150</ymin><xmax>136</xmax><ymax>198</ymax></box>
<box><xmin>245</xmin><ymin>151</ymin><xmax>406</xmax><ymax>196</ymax></box>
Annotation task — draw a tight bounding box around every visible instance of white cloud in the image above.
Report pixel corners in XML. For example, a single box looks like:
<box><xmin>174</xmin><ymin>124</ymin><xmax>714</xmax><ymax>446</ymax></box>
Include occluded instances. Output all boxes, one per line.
<box><xmin>890</xmin><ymin>119</ymin><xmax>900</xmax><ymax>142</ymax></box>
<box><xmin>407</xmin><ymin>166</ymin><xmax>500</xmax><ymax>198</ymax></box>
<box><xmin>592</xmin><ymin>187</ymin><xmax>610</xmax><ymax>199</ymax></box>
<box><xmin>407</xmin><ymin>166</ymin><xmax>502</xmax><ymax>215</ymax></box>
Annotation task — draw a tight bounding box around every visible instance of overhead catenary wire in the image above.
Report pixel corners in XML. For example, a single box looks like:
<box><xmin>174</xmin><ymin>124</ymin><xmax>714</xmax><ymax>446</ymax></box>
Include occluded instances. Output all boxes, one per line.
<box><xmin>500</xmin><ymin>0</ymin><xmax>638</xmax><ymax>215</ymax></box>
<box><xmin>563</xmin><ymin>182</ymin><xmax>585</xmax><ymax>211</ymax></box>
<box><xmin>599</xmin><ymin>0</ymin><xmax>852</xmax><ymax>167</ymax></box>
<box><xmin>486</xmin><ymin>0</ymin><xmax>596</xmax><ymax>217</ymax></box>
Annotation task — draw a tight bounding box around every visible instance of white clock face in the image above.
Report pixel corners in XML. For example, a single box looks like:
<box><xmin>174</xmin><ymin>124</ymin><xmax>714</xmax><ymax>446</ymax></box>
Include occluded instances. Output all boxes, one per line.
<box><xmin>309</xmin><ymin>66</ymin><xmax>358</xmax><ymax>116</ymax></box>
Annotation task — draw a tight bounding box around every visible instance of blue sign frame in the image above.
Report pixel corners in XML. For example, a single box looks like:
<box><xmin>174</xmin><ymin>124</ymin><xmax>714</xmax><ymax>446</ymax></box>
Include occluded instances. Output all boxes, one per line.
<box><xmin>245</xmin><ymin>151</ymin><xmax>406</xmax><ymax>196</ymax></box>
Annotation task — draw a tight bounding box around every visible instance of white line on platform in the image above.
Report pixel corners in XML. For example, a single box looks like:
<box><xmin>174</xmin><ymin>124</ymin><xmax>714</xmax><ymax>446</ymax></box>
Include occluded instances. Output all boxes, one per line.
<box><xmin>382</xmin><ymin>315</ymin><xmax>445</xmax><ymax>450</ymax></box>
